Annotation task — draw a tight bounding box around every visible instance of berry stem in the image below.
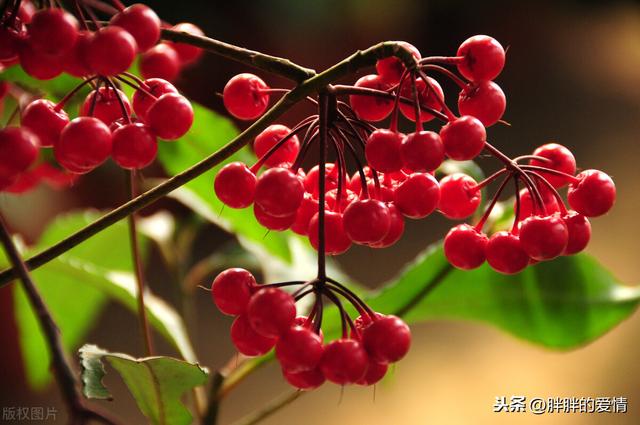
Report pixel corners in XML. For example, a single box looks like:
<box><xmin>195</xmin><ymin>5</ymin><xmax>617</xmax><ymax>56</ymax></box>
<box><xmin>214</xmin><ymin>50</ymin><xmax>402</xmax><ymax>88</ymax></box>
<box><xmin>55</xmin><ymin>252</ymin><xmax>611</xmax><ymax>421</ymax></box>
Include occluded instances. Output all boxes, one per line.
<box><xmin>55</xmin><ymin>76</ymin><xmax>99</xmax><ymax>111</ymax></box>
<box><xmin>519</xmin><ymin>164</ymin><xmax>580</xmax><ymax>184</ymax></box>
<box><xmin>316</xmin><ymin>92</ymin><xmax>329</xmax><ymax>281</ymax></box>
<box><xmin>474</xmin><ymin>172</ymin><xmax>513</xmax><ymax>231</ymax></box>
<box><xmin>525</xmin><ymin>171</ymin><xmax>569</xmax><ymax>215</ymax></box>
<box><xmin>419</xmin><ymin>55</ymin><xmax>465</xmax><ymax>65</ymax></box>
<box><xmin>415</xmin><ymin>68</ymin><xmax>456</xmax><ymax>120</ymax></box>
<box><xmin>105</xmin><ymin>77</ymin><xmax>132</xmax><ymax>124</ymax></box>
<box><xmin>419</xmin><ymin>64</ymin><xmax>467</xmax><ymax>89</ymax></box>
<box><xmin>470</xmin><ymin>168</ymin><xmax>509</xmax><ymax>191</ymax></box>
<box><xmin>411</xmin><ymin>73</ymin><xmax>423</xmax><ymax>132</ymax></box>
<box><xmin>512</xmin><ymin>177</ymin><xmax>522</xmax><ymax>232</ymax></box>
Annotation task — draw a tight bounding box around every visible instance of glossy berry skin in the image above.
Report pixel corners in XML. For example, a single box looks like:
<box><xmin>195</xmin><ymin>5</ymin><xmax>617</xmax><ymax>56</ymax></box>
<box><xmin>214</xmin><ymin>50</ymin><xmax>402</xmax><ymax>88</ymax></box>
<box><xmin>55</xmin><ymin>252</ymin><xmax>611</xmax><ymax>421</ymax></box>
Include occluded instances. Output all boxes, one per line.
<box><xmin>276</xmin><ymin>326</ymin><xmax>324</xmax><ymax>372</ymax></box>
<box><xmin>230</xmin><ymin>314</ymin><xmax>276</xmax><ymax>356</ymax></box>
<box><xmin>140</xmin><ymin>43</ymin><xmax>181</xmax><ymax>81</ymax></box>
<box><xmin>343</xmin><ymin>199</ymin><xmax>391</xmax><ymax>245</ymax></box>
<box><xmin>515</xmin><ymin>187</ymin><xmax>560</xmax><ymax>221</ymax></box>
<box><xmin>319</xmin><ymin>339</ymin><xmax>369</xmax><ymax>385</ymax></box>
<box><xmin>519</xmin><ymin>215</ymin><xmax>569</xmax><ymax>261</ymax></box>
<box><xmin>304</xmin><ymin>163</ymin><xmax>338</xmax><ymax>198</ymax></box>
<box><xmin>0</xmin><ymin>24</ymin><xmax>24</xmax><ymax>61</ymax></box>
<box><xmin>349</xmin><ymin>74</ymin><xmax>394</xmax><ymax>122</ymax></box>
<box><xmin>80</xmin><ymin>87</ymin><xmax>132</xmax><ymax>126</ymax></box>
<box><xmin>86</xmin><ymin>26</ymin><xmax>138</xmax><ymax>76</ymax></box>
<box><xmin>529</xmin><ymin>143</ymin><xmax>576</xmax><ymax>188</ymax></box>
<box><xmin>283</xmin><ymin>367</ymin><xmax>325</xmax><ymax>391</ymax></box>
<box><xmin>357</xmin><ymin>361</ymin><xmax>388</xmax><ymax>386</ymax></box>
<box><xmin>400</xmin><ymin>131</ymin><xmax>444</xmax><ymax>173</ymax></box>
<box><xmin>458</xmin><ymin>81</ymin><xmax>506</xmax><ymax>127</ymax></box>
<box><xmin>166</xmin><ymin>23</ymin><xmax>204</xmax><ymax>64</ymax></box>
<box><xmin>370</xmin><ymin>204</ymin><xmax>405</xmax><ymax>248</ymax></box>
<box><xmin>567</xmin><ymin>170</ymin><xmax>616</xmax><ymax>217</ymax></box>
<box><xmin>29</xmin><ymin>9</ymin><xmax>79</xmax><ymax>56</ymax></box>
<box><xmin>211</xmin><ymin>268</ymin><xmax>256</xmax><ymax>316</ymax></box>
<box><xmin>223</xmin><ymin>73</ymin><xmax>270</xmax><ymax>120</ymax></box>
<box><xmin>562</xmin><ymin>211</ymin><xmax>591</xmax><ymax>255</ymax></box>
<box><xmin>308</xmin><ymin>211</ymin><xmax>352</xmax><ymax>255</ymax></box>
<box><xmin>132</xmin><ymin>78</ymin><xmax>178</xmax><ymax>121</ymax></box>
<box><xmin>19</xmin><ymin>43</ymin><xmax>63</xmax><ymax>80</ymax></box>
<box><xmin>214</xmin><ymin>162</ymin><xmax>257</xmax><ymax>209</ymax></box>
<box><xmin>365</xmin><ymin>129</ymin><xmax>405</xmax><ymax>173</ymax></box>
<box><xmin>362</xmin><ymin>315</ymin><xmax>411</xmax><ymax>363</ymax></box>
<box><xmin>63</xmin><ymin>31</ymin><xmax>93</xmax><ymax>77</ymax></box>
<box><xmin>457</xmin><ymin>35</ymin><xmax>506</xmax><ymax>81</ymax></box>
<box><xmin>375</xmin><ymin>41</ymin><xmax>421</xmax><ymax>84</ymax></box>
<box><xmin>325</xmin><ymin>189</ymin><xmax>358</xmax><ymax>213</ymax></box>
<box><xmin>254</xmin><ymin>167</ymin><xmax>304</xmax><ymax>217</ymax></box>
<box><xmin>254</xmin><ymin>124</ymin><xmax>300</xmax><ymax>167</ymax></box>
<box><xmin>398</xmin><ymin>77</ymin><xmax>444</xmax><ymax>122</ymax></box>
<box><xmin>146</xmin><ymin>94</ymin><xmax>194</xmax><ymax>140</ymax></box>
<box><xmin>21</xmin><ymin>99</ymin><xmax>69</xmax><ymax>148</ymax></box>
<box><xmin>438</xmin><ymin>173</ymin><xmax>481</xmax><ymax>219</ymax></box>
<box><xmin>247</xmin><ymin>288</ymin><xmax>296</xmax><ymax>338</ymax></box>
<box><xmin>444</xmin><ymin>224</ymin><xmax>488</xmax><ymax>270</ymax></box>
<box><xmin>111</xmin><ymin>123</ymin><xmax>158</xmax><ymax>169</ymax></box>
<box><xmin>109</xmin><ymin>3</ymin><xmax>161</xmax><ymax>52</ymax></box>
<box><xmin>486</xmin><ymin>231</ymin><xmax>530</xmax><ymax>275</ymax></box>
<box><xmin>55</xmin><ymin>117</ymin><xmax>112</xmax><ymax>172</ymax></box>
<box><xmin>440</xmin><ymin>115</ymin><xmax>486</xmax><ymax>160</ymax></box>
<box><xmin>394</xmin><ymin>173</ymin><xmax>440</xmax><ymax>219</ymax></box>
<box><xmin>0</xmin><ymin>127</ymin><xmax>40</xmax><ymax>180</ymax></box>
<box><xmin>253</xmin><ymin>203</ymin><xmax>295</xmax><ymax>231</ymax></box>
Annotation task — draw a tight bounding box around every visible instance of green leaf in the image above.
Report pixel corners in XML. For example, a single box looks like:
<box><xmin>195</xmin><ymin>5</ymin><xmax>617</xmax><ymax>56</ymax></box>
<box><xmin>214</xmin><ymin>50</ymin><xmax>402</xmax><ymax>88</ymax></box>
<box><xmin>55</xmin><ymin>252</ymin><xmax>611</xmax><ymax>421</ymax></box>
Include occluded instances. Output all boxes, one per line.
<box><xmin>79</xmin><ymin>344</ymin><xmax>208</xmax><ymax>425</ymax></box>
<box><xmin>1</xmin><ymin>65</ymin><xmax>83</xmax><ymax>101</ymax></box>
<box><xmin>156</xmin><ymin>103</ymin><xmax>292</xmax><ymax>262</ymax></box>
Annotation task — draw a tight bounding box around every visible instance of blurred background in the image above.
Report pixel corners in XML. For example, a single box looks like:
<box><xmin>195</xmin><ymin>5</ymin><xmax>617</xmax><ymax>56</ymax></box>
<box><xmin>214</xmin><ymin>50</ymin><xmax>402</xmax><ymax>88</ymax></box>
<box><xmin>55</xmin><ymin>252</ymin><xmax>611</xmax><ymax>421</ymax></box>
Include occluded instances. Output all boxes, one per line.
<box><xmin>2</xmin><ymin>0</ymin><xmax>640</xmax><ymax>423</ymax></box>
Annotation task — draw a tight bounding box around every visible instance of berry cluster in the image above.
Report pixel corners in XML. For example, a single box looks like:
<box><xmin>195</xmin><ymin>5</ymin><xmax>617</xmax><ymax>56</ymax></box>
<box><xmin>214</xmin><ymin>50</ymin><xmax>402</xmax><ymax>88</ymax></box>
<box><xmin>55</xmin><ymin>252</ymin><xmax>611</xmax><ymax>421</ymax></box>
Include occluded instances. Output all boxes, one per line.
<box><xmin>211</xmin><ymin>268</ymin><xmax>411</xmax><ymax>389</ymax></box>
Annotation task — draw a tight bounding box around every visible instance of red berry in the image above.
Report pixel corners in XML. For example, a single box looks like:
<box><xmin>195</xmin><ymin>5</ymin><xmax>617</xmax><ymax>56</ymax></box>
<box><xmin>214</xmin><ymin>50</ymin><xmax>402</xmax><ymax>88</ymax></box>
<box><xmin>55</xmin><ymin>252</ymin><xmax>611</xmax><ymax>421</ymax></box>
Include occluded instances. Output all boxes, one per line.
<box><xmin>146</xmin><ymin>93</ymin><xmax>194</xmax><ymax>140</ymax></box>
<box><xmin>230</xmin><ymin>314</ymin><xmax>276</xmax><ymax>356</ymax></box>
<box><xmin>29</xmin><ymin>9</ymin><xmax>78</xmax><ymax>56</ymax></box>
<box><xmin>370</xmin><ymin>203</ymin><xmax>405</xmax><ymax>248</ymax></box>
<box><xmin>398</xmin><ymin>77</ymin><xmax>444</xmax><ymax>122</ymax></box>
<box><xmin>349</xmin><ymin>74</ymin><xmax>393</xmax><ymax>122</ymax></box>
<box><xmin>444</xmin><ymin>224</ymin><xmax>488</xmax><ymax>270</ymax></box>
<box><xmin>440</xmin><ymin>115</ymin><xmax>486</xmax><ymax>160</ymax></box>
<box><xmin>319</xmin><ymin>339</ymin><xmax>369</xmax><ymax>385</ymax></box>
<box><xmin>211</xmin><ymin>268</ymin><xmax>256</xmax><ymax>316</ymax></box>
<box><xmin>86</xmin><ymin>26</ymin><xmax>137</xmax><ymax>76</ymax></box>
<box><xmin>18</xmin><ymin>43</ymin><xmax>63</xmax><ymax>80</ymax></box>
<box><xmin>223</xmin><ymin>73</ymin><xmax>270</xmax><ymax>120</ymax></box>
<box><xmin>365</xmin><ymin>129</ymin><xmax>405</xmax><ymax>173</ymax></box>
<box><xmin>21</xmin><ymin>99</ymin><xmax>69</xmax><ymax>147</ymax></box>
<box><xmin>253</xmin><ymin>203</ymin><xmax>295</xmax><ymax>231</ymax></box>
<box><xmin>254</xmin><ymin>167</ymin><xmax>304</xmax><ymax>217</ymax></box>
<box><xmin>343</xmin><ymin>199</ymin><xmax>391</xmax><ymax>245</ymax></box>
<box><xmin>458</xmin><ymin>81</ymin><xmax>506</xmax><ymax>126</ymax></box>
<box><xmin>247</xmin><ymin>288</ymin><xmax>296</xmax><ymax>338</ymax></box>
<box><xmin>63</xmin><ymin>30</ymin><xmax>92</xmax><ymax>77</ymax></box>
<box><xmin>438</xmin><ymin>173</ymin><xmax>481</xmax><ymax>219</ymax></box>
<box><xmin>400</xmin><ymin>131</ymin><xmax>444</xmax><ymax>173</ymax></box>
<box><xmin>515</xmin><ymin>186</ymin><xmax>560</xmax><ymax>221</ymax></box>
<box><xmin>486</xmin><ymin>231</ymin><xmax>530</xmax><ymax>274</ymax></box>
<box><xmin>80</xmin><ymin>87</ymin><xmax>132</xmax><ymax>126</ymax></box>
<box><xmin>276</xmin><ymin>326</ymin><xmax>324</xmax><ymax>372</ymax></box>
<box><xmin>562</xmin><ymin>211</ymin><xmax>591</xmax><ymax>255</ymax></box>
<box><xmin>0</xmin><ymin>127</ymin><xmax>40</xmax><ymax>180</ymax></box>
<box><xmin>291</xmin><ymin>193</ymin><xmax>319</xmax><ymax>236</ymax></box>
<box><xmin>394</xmin><ymin>173</ymin><xmax>440</xmax><ymax>219</ymax></box>
<box><xmin>55</xmin><ymin>117</ymin><xmax>112</xmax><ymax>172</ymax></box>
<box><xmin>308</xmin><ymin>211</ymin><xmax>352</xmax><ymax>255</ymax></box>
<box><xmin>109</xmin><ymin>3</ymin><xmax>161</xmax><ymax>52</ymax></box>
<box><xmin>166</xmin><ymin>23</ymin><xmax>204</xmax><ymax>64</ymax></box>
<box><xmin>304</xmin><ymin>163</ymin><xmax>338</xmax><ymax>198</ymax></box>
<box><xmin>139</xmin><ymin>43</ymin><xmax>181</xmax><ymax>81</ymax></box>
<box><xmin>375</xmin><ymin>41</ymin><xmax>421</xmax><ymax>84</ymax></box>
<box><xmin>357</xmin><ymin>361</ymin><xmax>388</xmax><ymax>386</ymax></box>
<box><xmin>111</xmin><ymin>123</ymin><xmax>158</xmax><ymax>169</ymax></box>
<box><xmin>283</xmin><ymin>367</ymin><xmax>325</xmax><ymax>390</ymax></box>
<box><xmin>519</xmin><ymin>215</ymin><xmax>569</xmax><ymax>261</ymax></box>
<box><xmin>529</xmin><ymin>143</ymin><xmax>576</xmax><ymax>188</ymax></box>
<box><xmin>254</xmin><ymin>124</ymin><xmax>300</xmax><ymax>167</ymax></box>
<box><xmin>567</xmin><ymin>170</ymin><xmax>615</xmax><ymax>217</ymax></box>
<box><xmin>457</xmin><ymin>35</ymin><xmax>506</xmax><ymax>81</ymax></box>
<box><xmin>325</xmin><ymin>188</ymin><xmax>358</xmax><ymax>213</ymax></box>
<box><xmin>362</xmin><ymin>315</ymin><xmax>411</xmax><ymax>363</ymax></box>
<box><xmin>214</xmin><ymin>162</ymin><xmax>257</xmax><ymax>209</ymax></box>
<box><xmin>132</xmin><ymin>78</ymin><xmax>178</xmax><ymax>121</ymax></box>
<box><xmin>0</xmin><ymin>23</ymin><xmax>24</xmax><ymax>61</ymax></box>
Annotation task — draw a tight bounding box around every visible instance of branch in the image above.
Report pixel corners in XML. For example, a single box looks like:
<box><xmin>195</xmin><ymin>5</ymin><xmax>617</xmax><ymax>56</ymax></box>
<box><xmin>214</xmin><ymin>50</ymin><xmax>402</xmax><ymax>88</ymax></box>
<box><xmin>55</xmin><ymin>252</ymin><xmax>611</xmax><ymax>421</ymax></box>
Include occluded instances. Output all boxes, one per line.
<box><xmin>230</xmin><ymin>391</ymin><xmax>302</xmax><ymax>425</ymax></box>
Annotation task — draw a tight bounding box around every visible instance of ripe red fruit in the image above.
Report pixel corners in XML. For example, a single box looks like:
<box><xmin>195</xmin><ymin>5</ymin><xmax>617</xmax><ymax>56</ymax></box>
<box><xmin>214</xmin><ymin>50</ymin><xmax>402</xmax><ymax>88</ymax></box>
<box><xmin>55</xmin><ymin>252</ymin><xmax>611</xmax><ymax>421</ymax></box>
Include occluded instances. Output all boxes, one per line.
<box><xmin>458</xmin><ymin>81</ymin><xmax>506</xmax><ymax>127</ymax></box>
<box><xmin>519</xmin><ymin>215</ymin><xmax>569</xmax><ymax>260</ymax></box>
<box><xmin>394</xmin><ymin>173</ymin><xmax>440</xmax><ymax>219</ymax></box>
<box><xmin>253</xmin><ymin>203</ymin><xmax>295</xmax><ymax>231</ymax></box>
<box><xmin>283</xmin><ymin>367</ymin><xmax>325</xmax><ymax>391</ymax></box>
<box><xmin>166</xmin><ymin>23</ymin><xmax>204</xmax><ymax>64</ymax></box>
<box><xmin>457</xmin><ymin>35</ymin><xmax>506</xmax><ymax>81</ymax></box>
<box><xmin>304</xmin><ymin>163</ymin><xmax>338</xmax><ymax>197</ymax></box>
<box><xmin>230</xmin><ymin>314</ymin><xmax>276</xmax><ymax>356</ymax></box>
<box><xmin>214</xmin><ymin>162</ymin><xmax>257</xmax><ymax>209</ymax></box>
<box><xmin>319</xmin><ymin>339</ymin><xmax>369</xmax><ymax>385</ymax></box>
<box><xmin>132</xmin><ymin>78</ymin><xmax>178</xmax><ymax>121</ymax></box>
<box><xmin>254</xmin><ymin>124</ymin><xmax>300</xmax><ymax>167</ymax></box>
<box><xmin>63</xmin><ymin>31</ymin><xmax>92</xmax><ymax>77</ymax></box>
<box><xmin>247</xmin><ymin>288</ymin><xmax>296</xmax><ymax>338</ymax></box>
<box><xmin>111</xmin><ymin>123</ymin><xmax>158</xmax><ymax>169</ymax></box>
<box><xmin>0</xmin><ymin>127</ymin><xmax>40</xmax><ymax>180</ymax></box>
<box><xmin>440</xmin><ymin>115</ymin><xmax>486</xmax><ymax>160</ymax></box>
<box><xmin>444</xmin><ymin>224</ymin><xmax>488</xmax><ymax>270</ymax></box>
<box><xmin>343</xmin><ymin>199</ymin><xmax>391</xmax><ymax>245</ymax></box>
<box><xmin>109</xmin><ymin>3</ymin><xmax>161</xmax><ymax>52</ymax></box>
<box><xmin>357</xmin><ymin>361</ymin><xmax>388</xmax><ymax>386</ymax></box>
<box><xmin>80</xmin><ymin>87</ymin><xmax>132</xmax><ymax>125</ymax></box>
<box><xmin>86</xmin><ymin>26</ymin><xmax>138</xmax><ymax>76</ymax></box>
<box><xmin>365</xmin><ymin>129</ymin><xmax>405</xmax><ymax>173</ymax></box>
<box><xmin>529</xmin><ymin>143</ymin><xmax>576</xmax><ymax>188</ymax></box>
<box><xmin>18</xmin><ymin>43</ymin><xmax>63</xmax><ymax>80</ymax></box>
<box><xmin>486</xmin><ymin>231</ymin><xmax>530</xmax><ymax>274</ymax></box>
<box><xmin>362</xmin><ymin>315</ymin><xmax>411</xmax><ymax>363</ymax></box>
<box><xmin>223</xmin><ymin>73</ymin><xmax>270</xmax><ymax>120</ymax></box>
<box><xmin>254</xmin><ymin>167</ymin><xmax>304</xmax><ymax>217</ymax></box>
<box><xmin>21</xmin><ymin>99</ymin><xmax>69</xmax><ymax>147</ymax></box>
<box><xmin>567</xmin><ymin>170</ymin><xmax>616</xmax><ymax>217</ymax></box>
<box><xmin>29</xmin><ymin>9</ymin><xmax>78</xmax><ymax>56</ymax></box>
<box><xmin>291</xmin><ymin>193</ymin><xmax>319</xmax><ymax>236</ymax></box>
<box><xmin>349</xmin><ymin>74</ymin><xmax>394</xmax><ymax>122</ymax></box>
<box><xmin>370</xmin><ymin>203</ymin><xmax>405</xmax><ymax>248</ymax></box>
<box><xmin>55</xmin><ymin>117</ymin><xmax>112</xmax><ymax>172</ymax></box>
<box><xmin>515</xmin><ymin>186</ymin><xmax>560</xmax><ymax>221</ymax></box>
<box><xmin>0</xmin><ymin>23</ymin><xmax>24</xmax><ymax>61</ymax></box>
<box><xmin>400</xmin><ymin>131</ymin><xmax>444</xmax><ymax>173</ymax></box>
<box><xmin>308</xmin><ymin>211</ymin><xmax>352</xmax><ymax>255</ymax></box>
<box><xmin>211</xmin><ymin>268</ymin><xmax>256</xmax><ymax>316</ymax></box>
<box><xmin>398</xmin><ymin>77</ymin><xmax>444</xmax><ymax>122</ymax></box>
<box><xmin>139</xmin><ymin>43</ymin><xmax>181</xmax><ymax>81</ymax></box>
<box><xmin>146</xmin><ymin>93</ymin><xmax>194</xmax><ymax>140</ymax></box>
<box><xmin>375</xmin><ymin>41</ymin><xmax>421</xmax><ymax>84</ymax></box>
<box><xmin>325</xmin><ymin>188</ymin><xmax>358</xmax><ymax>213</ymax></box>
<box><xmin>276</xmin><ymin>326</ymin><xmax>324</xmax><ymax>372</ymax></box>
<box><xmin>562</xmin><ymin>211</ymin><xmax>591</xmax><ymax>255</ymax></box>
<box><xmin>438</xmin><ymin>173</ymin><xmax>481</xmax><ymax>219</ymax></box>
